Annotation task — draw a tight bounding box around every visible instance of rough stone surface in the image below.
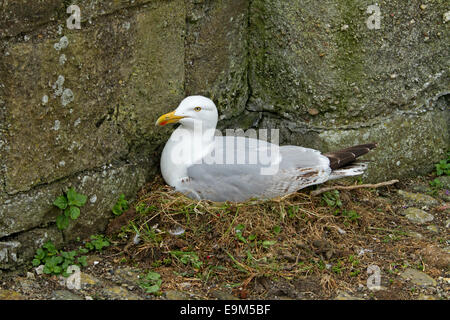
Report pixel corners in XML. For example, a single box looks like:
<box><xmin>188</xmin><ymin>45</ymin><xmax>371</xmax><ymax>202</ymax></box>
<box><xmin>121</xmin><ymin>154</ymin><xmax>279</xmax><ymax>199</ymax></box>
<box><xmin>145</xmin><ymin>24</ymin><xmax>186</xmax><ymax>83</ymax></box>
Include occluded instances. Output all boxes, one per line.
<box><xmin>62</xmin><ymin>164</ymin><xmax>147</xmax><ymax>242</ymax></box>
<box><xmin>210</xmin><ymin>289</ymin><xmax>240</xmax><ymax>300</ymax></box>
<box><xmin>0</xmin><ymin>0</ymin><xmax>64</xmax><ymax>38</ymax></box>
<box><xmin>185</xmin><ymin>0</ymin><xmax>249</xmax><ymax>121</ymax></box>
<box><xmin>100</xmin><ymin>285</ymin><xmax>142</xmax><ymax>300</ymax></box>
<box><xmin>1</xmin><ymin>7</ymin><xmax>159</xmax><ymax>194</ymax></box>
<box><xmin>165</xmin><ymin>290</ymin><xmax>192</xmax><ymax>300</ymax></box>
<box><xmin>80</xmin><ymin>272</ymin><xmax>102</xmax><ymax>290</ymax></box>
<box><xmin>51</xmin><ymin>290</ymin><xmax>84</xmax><ymax>300</ymax></box>
<box><xmin>438</xmin><ymin>176</ymin><xmax>450</xmax><ymax>189</ymax></box>
<box><xmin>115</xmin><ymin>0</ymin><xmax>186</xmax><ymax>155</ymax></box>
<box><xmin>0</xmin><ymin>163</ymin><xmax>145</xmax><ymax>240</ymax></box>
<box><xmin>0</xmin><ymin>226</ymin><xmax>63</xmax><ymax>269</ymax></box>
<box><xmin>249</xmin><ymin>0</ymin><xmax>449</xmax><ymax>120</ymax></box>
<box><xmin>419</xmin><ymin>245</ymin><xmax>450</xmax><ymax>269</ymax></box>
<box><xmin>417</xmin><ymin>294</ymin><xmax>437</xmax><ymax>300</ymax></box>
<box><xmin>334</xmin><ymin>291</ymin><xmax>364</xmax><ymax>300</ymax></box>
<box><xmin>404</xmin><ymin>208</ymin><xmax>434</xmax><ymax>224</ymax></box>
<box><xmin>0</xmin><ymin>289</ymin><xmax>24</xmax><ymax>300</ymax></box>
<box><xmin>400</xmin><ymin>268</ymin><xmax>437</xmax><ymax>286</ymax></box>
<box><xmin>246</xmin><ymin>0</ymin><xmax>449</xmax><ymax>181</ymax></box>
<box><xmin>397</xmin><ymin>190</ymin><xmax>440</xmax><ymax>207</ymax></box>
<box><xmin>426</xmin><ymin>225</ymin><xmax>439</xmax><ymax>233</ymax></box>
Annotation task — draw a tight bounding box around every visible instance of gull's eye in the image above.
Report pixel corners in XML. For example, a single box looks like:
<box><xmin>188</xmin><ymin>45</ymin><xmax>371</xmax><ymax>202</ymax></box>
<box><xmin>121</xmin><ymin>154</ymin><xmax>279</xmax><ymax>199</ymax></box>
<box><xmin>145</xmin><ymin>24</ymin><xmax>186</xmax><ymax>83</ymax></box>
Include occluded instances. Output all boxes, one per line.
<box><xmin>194</xmin><ymin>106</ymin><xmax>202</xmax><ymax>112</ymax></box>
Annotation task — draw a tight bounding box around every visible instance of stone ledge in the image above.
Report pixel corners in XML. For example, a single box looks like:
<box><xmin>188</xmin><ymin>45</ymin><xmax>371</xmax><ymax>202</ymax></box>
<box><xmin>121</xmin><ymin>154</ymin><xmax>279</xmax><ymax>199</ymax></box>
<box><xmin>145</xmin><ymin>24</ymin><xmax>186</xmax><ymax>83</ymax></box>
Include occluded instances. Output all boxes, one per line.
<box><xmin>0</xmin><ymin>0</ymin><xmax>156</xmax><ymax>39</ymax></box>
<box><xmin>0</xmin><ymin>162</ymin><xmax>147</xmax><ymax>239</ymax></box>
<box><xmin>0</xmin><ymin>0</ymin><xmax>64</xmax><ymax>39</ymax></box>
<box><xmin>0</xmin><ymin>225</ymin><xmax>63</xmax><ymax>269</ymax></box>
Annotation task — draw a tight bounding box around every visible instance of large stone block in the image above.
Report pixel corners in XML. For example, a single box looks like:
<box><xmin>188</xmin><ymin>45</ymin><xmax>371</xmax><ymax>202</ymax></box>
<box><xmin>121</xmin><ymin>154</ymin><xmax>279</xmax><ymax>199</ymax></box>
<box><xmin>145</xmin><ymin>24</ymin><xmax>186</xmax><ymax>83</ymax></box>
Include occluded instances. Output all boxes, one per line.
<box><xmin>257</xmin><ymin>95</ymin><xmax>449</xmax><ymax>182</ymax></box>
<box><xmin>246</xmin><ymin>0</ymin><xmax>449</xmax><ymax>179</ymax></box>
<box><xmin>0</xmin><ymin>181</ymin><xmax>62</xmax><ymax>238</ymax></box>
<box><xmin>0</xmin><ymin>0</ymin><xmax>186</xmax><ymax>194</ymax></box>
<box><xmin>0</xmin><ymin>226</ymin><xmax>63</xmax><ymax>269</ymax></box>
<box><xmin>0</xmin><ymin>162</ymin><xmax>146</xmax><ymax>240</ymax></box>
<box><xmin>62</xmin><ymin>162</ymin><xmax>147</xmax><ymax>241</ymax></box>
<box><xmin>318</xmin><ymin>109</ymin><xmax>449</xmax><ymax>182</ymax></box>
<box><xmin>68</xmin><ymin>0</ymin><xmax>154</xmax><ymax>23</ymax></box>
<box><xmin>0</xmin><ymin>0</ymin><xmax>64</xmax><ymax>38</ymax></box>
<box><xmin>114</xmin><ymin>0</ymin><xmax>186</xmax><ymax>157</ymax></box>
<box><xmin>0</xmin><ymin>96</ymin><xmax>5</xmax><ymax>194</ymax></box>
<box><xmin>0</xmin><ymin>1</ymin><xmax>185</xmax><ymax>269</ymax></box>
<box><xmin>185</xmin><ymin>0</ymin><xmax>249</xmax><ymax>120</ymax></box>
<box><xmin>248</xmin><ymin>0</ymin><xmax>449</xmax><ymax>122</ymax></box>
<box><xmin>1</xmin><ymin>22</ymin><xmax>134</xmax><ymax>194</ymax></box>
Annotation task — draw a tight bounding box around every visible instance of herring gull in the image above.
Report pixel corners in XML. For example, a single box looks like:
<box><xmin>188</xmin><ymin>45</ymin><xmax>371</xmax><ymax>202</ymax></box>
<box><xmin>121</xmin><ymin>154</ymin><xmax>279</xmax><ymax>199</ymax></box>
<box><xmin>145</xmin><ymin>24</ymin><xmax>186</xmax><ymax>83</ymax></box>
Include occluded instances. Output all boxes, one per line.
<box><xmin>156</xmin><ymin>96</ymin><xmax>376</xmax><ymax>202</ymax></box>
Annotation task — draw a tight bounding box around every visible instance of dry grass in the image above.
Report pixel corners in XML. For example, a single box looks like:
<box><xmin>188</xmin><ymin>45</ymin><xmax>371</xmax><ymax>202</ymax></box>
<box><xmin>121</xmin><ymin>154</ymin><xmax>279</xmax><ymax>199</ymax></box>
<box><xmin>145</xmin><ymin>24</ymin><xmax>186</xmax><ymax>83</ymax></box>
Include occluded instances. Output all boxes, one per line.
<box><xmin>105</xmin><ymin>176</ymin><xmax>448</xmax><ymax>299</ymax></box>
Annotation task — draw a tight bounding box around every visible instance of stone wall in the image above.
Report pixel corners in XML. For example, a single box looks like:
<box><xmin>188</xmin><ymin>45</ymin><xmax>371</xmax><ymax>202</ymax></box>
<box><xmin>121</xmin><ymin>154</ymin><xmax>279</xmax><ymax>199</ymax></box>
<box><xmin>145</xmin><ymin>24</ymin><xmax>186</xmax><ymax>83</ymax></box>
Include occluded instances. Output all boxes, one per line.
<box><xmin>244</xmin><ymin>0</ymin><xmax>449</xmax><ymax>182</ymax></box>
<box><xmin>0</xmin><ymin>0</ymin><xmax>249</xmax><ymax>269</ymax></box>
<box><xmin>0</xmin><ymin>0</ymin><xmax>448</xmax><ymax>269</ymax></box>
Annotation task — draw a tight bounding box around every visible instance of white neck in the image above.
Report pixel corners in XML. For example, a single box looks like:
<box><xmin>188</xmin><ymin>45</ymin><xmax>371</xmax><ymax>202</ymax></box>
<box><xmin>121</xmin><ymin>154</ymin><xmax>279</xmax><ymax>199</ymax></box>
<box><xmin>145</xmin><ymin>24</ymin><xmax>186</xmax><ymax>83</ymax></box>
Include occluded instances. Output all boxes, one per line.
<box><xmin>160</xmin><ymin>121</ymin><xmax>216</xmax><ymax>187</ymax></box>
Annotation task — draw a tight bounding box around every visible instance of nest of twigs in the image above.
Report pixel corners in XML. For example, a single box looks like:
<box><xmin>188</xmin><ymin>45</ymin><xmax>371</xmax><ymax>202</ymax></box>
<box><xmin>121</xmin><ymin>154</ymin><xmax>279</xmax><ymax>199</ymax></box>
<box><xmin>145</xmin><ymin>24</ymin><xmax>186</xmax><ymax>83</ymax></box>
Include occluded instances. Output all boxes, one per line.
<box><xmin>104</xmin><ymin>176</ymin><xmax>434</xmax><ymax>298</ymax></box>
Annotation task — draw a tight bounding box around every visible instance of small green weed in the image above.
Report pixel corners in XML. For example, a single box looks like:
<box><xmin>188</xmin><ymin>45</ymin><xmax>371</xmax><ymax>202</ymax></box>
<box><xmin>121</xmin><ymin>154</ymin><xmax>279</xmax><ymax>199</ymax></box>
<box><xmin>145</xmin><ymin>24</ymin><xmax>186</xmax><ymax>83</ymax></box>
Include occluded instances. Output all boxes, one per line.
<box><xmin>135</xmin><ymin>202</ymin><xmax>157</xmax><ymax>215</ymax></box>
<box><xmin>112</xmin><ymin>194</ymin><xmax>129</xmax><ymax>216</ymax></box>
<box><xmin>429</xmin><ymin>178</ymin><xmax>444</xmax><ymax>191</ymax></box>
<box><xmin>261</xmin><ymin>240</ymin><xmax>277</xmax><ymax>248</ymax></box>
<box><xmin>169</xmin><ymin>250</ymin><xmax>203</xmax><ymax>270</ymax></box>
<box><xmin>32</xmin><ymin>241</ymin><xmax>88</xmax><ymax>277</ymax></box>
<box><xmin>434</xmin><ymin>153</ymin><xmax>449</xmax><ymax>176</ymax></box>
<box><xmin>235</xmin><ymin>224</ymin><xmax>247</xmax><ymax>243</ymax></box>
<box><xmin>84</xmin><ymin>234</ymin><xmax>110</xmax><ymax>251</ymax></box>
<box><xmin>233</xmin><ymin>224</ymin><xmax>258</xmax><ymax>244</ymax></box>
<box><xmin>53</xmin><ymin>188</ymin><xmax>87</xmax><ymax>230</ymax></box>
<box><xmin>32</xmin><ymin>234</ymin><xmax>110</xmax><ymax>277</ymax></box>
<box><xmin>322</xmin><ymin>190</ymin><xmax>343</xmax><ymax>208</ymax></box>
<box><xmin>332</xmin><ymin>259</ymin><xmax>344</xmax><ymax>274</ymax></box>
<box><xmin>139</xmin><ymin>271</ymin><xmax>162</xmax><ymax>295</ymax></box>
<box><xmin>287</xmin><ymin>205</ymin><xmax>299</xmax><ymax>218</ymax></box>
<box><xmin>273</xmin><ymin>225</ymin><xmax>282</xmax><ymax>234</ymax></box>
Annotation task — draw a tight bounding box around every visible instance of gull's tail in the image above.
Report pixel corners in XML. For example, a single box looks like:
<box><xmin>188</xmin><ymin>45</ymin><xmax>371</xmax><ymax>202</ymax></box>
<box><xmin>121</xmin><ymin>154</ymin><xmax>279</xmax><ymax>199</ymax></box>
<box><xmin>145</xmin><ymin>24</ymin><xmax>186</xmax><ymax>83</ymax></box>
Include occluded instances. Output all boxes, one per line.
<box><xmin>324</xmin><ymin>143</ymin><xmax>377</xmax><ymax>180</ymax></box>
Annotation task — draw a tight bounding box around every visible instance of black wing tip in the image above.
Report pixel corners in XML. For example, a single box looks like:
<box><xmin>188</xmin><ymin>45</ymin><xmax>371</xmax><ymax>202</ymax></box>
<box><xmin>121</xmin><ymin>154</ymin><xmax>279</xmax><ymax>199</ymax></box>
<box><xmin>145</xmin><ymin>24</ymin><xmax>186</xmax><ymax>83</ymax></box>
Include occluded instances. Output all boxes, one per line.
<box><xmin>325</xmin><ymin>142</ymin><xmax>378</xmax><ymax>170</ymax></box>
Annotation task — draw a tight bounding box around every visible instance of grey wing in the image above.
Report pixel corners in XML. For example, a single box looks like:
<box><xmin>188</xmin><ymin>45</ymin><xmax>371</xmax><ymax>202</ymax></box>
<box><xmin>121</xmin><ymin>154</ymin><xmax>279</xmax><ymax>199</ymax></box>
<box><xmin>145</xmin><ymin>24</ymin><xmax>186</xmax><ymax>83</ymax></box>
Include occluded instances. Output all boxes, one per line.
<box><xmin>178</xmin><ymin>137</ymin><xmax>331</xmax><ymax>202</ymax></box>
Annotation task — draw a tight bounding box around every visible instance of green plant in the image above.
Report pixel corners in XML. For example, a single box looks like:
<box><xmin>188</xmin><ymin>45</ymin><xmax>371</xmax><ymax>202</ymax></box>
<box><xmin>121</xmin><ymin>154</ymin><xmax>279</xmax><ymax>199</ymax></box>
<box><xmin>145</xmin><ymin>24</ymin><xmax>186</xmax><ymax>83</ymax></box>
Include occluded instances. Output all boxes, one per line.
<box><xmin>169</xmin><ymin>250</ymin><xmax>203</xmax><ymax>270</ymax></box>
<box><xmin>322</xmin><ymin>190</ymin><xmax>342</xmax><ymax>208</ymax></box>
<box><xmin>235</xmin><ymin>224</ymin><xmax>247</xmax><ymax>243</ymax></box>
<box><xmin>332</xmin><ymin>208</ymin><xmax>360</xmax><ymax>225</ymax></box>
<box><xmin>139</xmin><ymin>271</ymin><xmax>162</xmax><ymax>295</ymax></box>
<box><xmin>287</xmin><ymin>205</ymin><xmax>299</xmax><ymax>218</ymax></box>
<box><xmin>342</xmin><ymin>209</ymin><xmax>360</xmax><ymax>222</ymax></box>
<box><xmin>434</xmin><ymin>153</ymin><xmax>449</xmax><ymax>176</ymax></box>
<box><xmin>348</xmin><ymin>255</ymin><xmax>361</xmax><ymax>276</ymax></box>
<box><xmin>32</xmin><ymin>241</ymin><xmax>88</xmax><ymax>277</ymax></box>
<box><xmin>85</xmin><ymin>234</ymin><xmax>110</xmax><ymax>251</ymax></box>
<box><xmin>273</xmin><ymin>225</ymin><xmax>282</xmax><ymax>234</ymax></box>
<box><xmin>112</xmin><ymin>194</ymin><xmax>129</xmax><ymax>216</ymax></box>
<box><xmin>232</xmin><ymin>224</ymin><xmax>257</xmax><ymax>244</ymax></box>
<box><xmin>53</xmin><ymin>188</ymin><xmax>87</xmax><ymax>230</ymax></box>
<box><xmin>315</xmin><ymin>259</ymin><xmax>326</xmax><ymax>270</ymax></box>
<box><xmin>350</xmin><ymin>269</ymin><xmax>361</xmax><ymax>277</ymax></box>
<box><xmin>135</xmin><ymin>202</ymin><xmax>157</xmax><ymax>215</ymax></box>
<box><xmin>261</xmin><ymin>240</ymin><xmax>277</xmax><ymax>248</ymax></box>
<box><xmin>332</xmin><ymin>259</ymin><xmax>344</xmax><ymax>274</ymax></box>
<box><xmin>348</xmin><ymin>255</ymin><xmax>360</xmax><ymax>267</ymax></box>
<box><xmin>429</xmin><ymin>178</ymin><xmax>444</xmax><ymax>190</ymax></box>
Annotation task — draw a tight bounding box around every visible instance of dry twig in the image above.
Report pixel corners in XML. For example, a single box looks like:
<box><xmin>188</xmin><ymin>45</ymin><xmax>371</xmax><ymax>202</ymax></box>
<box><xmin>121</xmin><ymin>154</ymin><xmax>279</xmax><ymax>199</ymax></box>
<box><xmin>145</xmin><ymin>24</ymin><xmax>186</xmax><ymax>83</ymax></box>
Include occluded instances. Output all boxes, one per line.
<box><xmin>311</xmin><ymin>180</ymin><xmax>399</xmax><ymax>196</ymax></box>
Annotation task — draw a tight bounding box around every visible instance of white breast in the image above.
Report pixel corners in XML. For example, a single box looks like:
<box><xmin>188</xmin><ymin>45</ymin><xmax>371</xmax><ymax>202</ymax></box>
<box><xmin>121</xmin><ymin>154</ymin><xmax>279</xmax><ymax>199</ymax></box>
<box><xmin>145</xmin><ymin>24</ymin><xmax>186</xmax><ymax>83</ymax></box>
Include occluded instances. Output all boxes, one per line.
<box><xmin>160</xmin><ymin>127</ymin><xmax>214</xmax><ymax>187</ymax></box>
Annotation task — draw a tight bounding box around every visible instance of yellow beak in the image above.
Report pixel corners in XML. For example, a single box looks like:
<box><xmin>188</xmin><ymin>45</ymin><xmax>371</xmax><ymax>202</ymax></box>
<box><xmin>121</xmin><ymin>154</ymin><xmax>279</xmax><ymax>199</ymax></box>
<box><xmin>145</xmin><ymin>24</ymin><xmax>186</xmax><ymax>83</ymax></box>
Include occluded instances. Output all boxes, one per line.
<box><xmin>155</xmin><ymin>110</ymin><xmax>185</xmax><ymax>126</ymax></box>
